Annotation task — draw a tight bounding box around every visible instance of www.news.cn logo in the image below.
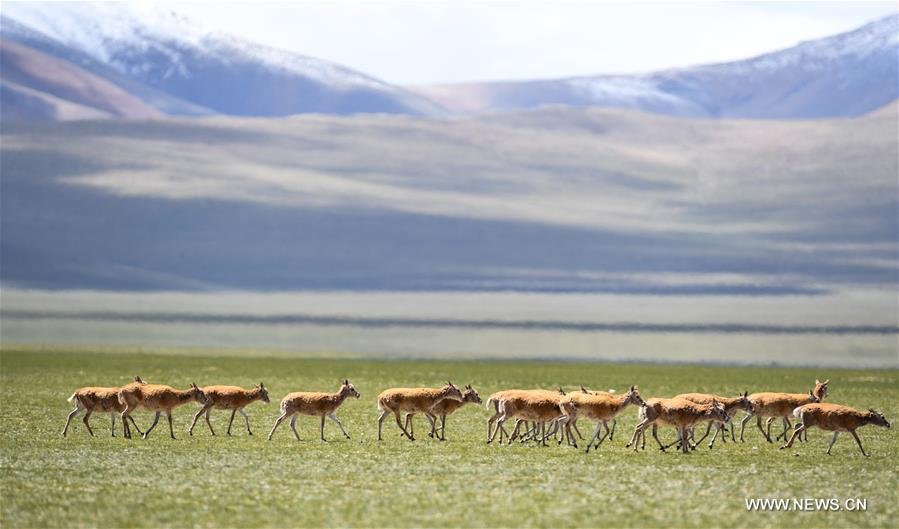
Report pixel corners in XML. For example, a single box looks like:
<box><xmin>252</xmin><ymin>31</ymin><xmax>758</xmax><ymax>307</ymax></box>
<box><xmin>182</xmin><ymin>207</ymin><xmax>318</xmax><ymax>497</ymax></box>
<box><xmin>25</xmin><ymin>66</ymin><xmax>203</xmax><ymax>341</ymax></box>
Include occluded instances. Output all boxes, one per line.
<box><xmin>745</xmin><ymin>498</ymin><xmax>868</xmax><ymax>512</ymax></box>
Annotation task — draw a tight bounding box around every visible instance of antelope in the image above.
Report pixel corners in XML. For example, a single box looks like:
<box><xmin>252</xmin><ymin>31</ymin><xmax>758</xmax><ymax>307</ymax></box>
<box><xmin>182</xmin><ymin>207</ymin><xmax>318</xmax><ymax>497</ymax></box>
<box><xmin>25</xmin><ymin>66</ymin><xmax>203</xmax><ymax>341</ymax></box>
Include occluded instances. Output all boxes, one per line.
<box><xmin>487</xmin><ymin>389</ymin><xmax>568</xmax><ymax>446</ymax></box>
<box><xmin>377</xmin><ymin>381</ymin><xmax>463</xmax><ymax>441</ymax></box>
<box><xmin>740</xmin><ymin>379</ymin><xmax>828</xmax><ymax>443</ymax></box>
<box><xmin>558</xmin><ymin>385</ymin><xmax>644</xmax><ymax>452</ymax></box>
<box><xmin>268</xmin><ymin>380</ymin><xmax>360</xmax><ymax>442</ymax></box>
<box><xmin>674</xmin><ymin>391</ymin><xmax>753</xmax><ymax>448</ymax></box>
<box><xmin>627</xmin><ymin>397</ymin><xmax>729</xmax><ymax>453</ymax></box>
<box><xmin>781</xmin><ymin>403</ymin><xmax>890</xmax><ymax>456</ymax></box>
<box><xmin>188</xmin><ymin>383</ymin><xmax>270</xmax><ymax>436</ymax></box>
<box><xmin>427</xmin><ymin>384</ymin><xmax>481</xmax><ymax>441</ymax></box>
<box><xmin>118</xmin><ymin>382</ymin><xmax>208</xmax><ymax>439</ymax></box>
<box><xmin>485</xmin><ymin>388</ymin><xmax>567</xmax><ymax>444</ymax></box>
<box><xmin>62</xmin><ymin>376</ymin><xmax>147</xmax><ymax>437</ymax></box>
<box><xmin>485</xmin><ymin>389</ymin><xmax>523</xmax><ymax>442</ymax></box>
<box><xmin>556</xmin><ymin>386</ymin><xmax>623</xmax><ymax>446</ymax></box>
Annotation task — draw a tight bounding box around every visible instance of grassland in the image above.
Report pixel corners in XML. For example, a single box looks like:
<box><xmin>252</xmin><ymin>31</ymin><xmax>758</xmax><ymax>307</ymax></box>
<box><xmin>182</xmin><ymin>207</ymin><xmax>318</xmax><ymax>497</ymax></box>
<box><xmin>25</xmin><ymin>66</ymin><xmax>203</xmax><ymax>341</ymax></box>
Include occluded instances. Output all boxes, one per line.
<box><xmin>1</xmin><ymin>347</ymin><xmax>897</xmax><ymax>528</ymax></box>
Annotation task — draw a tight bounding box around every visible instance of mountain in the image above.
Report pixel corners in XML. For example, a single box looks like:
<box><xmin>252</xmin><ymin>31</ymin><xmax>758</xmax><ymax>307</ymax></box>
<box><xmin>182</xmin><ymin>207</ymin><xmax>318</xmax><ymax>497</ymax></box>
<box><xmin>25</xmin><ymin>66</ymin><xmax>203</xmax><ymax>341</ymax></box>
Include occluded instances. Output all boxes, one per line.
<box><xmin>411</xmin><ymin>14</ymin><xmax>899</xmax><ymax>119</ymax></box>
<box><xmin>0</xmin><ymin>38</ymin><xmax>163</xmax><ymax>120</ymax></box>
<box><xmin>0</xmin><ymin>2</ymin><xmax>447</xmax><ymax>118</ymax></box>
<box><xmin>1</xmin><ymin>107</ymin><xmax>895</xmax><ymax>293</ymax></box>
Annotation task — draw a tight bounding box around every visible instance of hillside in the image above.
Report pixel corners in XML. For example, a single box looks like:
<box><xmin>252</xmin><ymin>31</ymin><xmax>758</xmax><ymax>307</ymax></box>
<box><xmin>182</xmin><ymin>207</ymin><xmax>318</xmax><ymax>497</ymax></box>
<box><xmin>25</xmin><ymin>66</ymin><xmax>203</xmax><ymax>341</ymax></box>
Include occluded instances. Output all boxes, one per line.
<box><xmin>0</xmin><ymin>3</ymin><xmax>447</xmax><ymax>118</ymax></box>
<box><xmin>1</xmin><ymin>107</ymin><xmax>895</xmax><ymax>293</ymax></box>
<box><xmin>411</xmin><ymin>14</ymin><xmax>899</xmax><ymax>118</ymax></box>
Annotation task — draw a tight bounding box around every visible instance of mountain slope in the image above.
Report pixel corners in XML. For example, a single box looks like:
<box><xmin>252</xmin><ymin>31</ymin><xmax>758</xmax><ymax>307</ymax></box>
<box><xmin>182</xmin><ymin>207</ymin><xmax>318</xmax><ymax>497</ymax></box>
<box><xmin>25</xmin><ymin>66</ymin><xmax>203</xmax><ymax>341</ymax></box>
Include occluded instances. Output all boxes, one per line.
<box><xmin>412</xmin><ymin>14</ymin><xmax>899</xmax><ymax>118</ymax></box>
<box><xmin>1</xmin><ymin>108</ymin><xmax>895</xmax><ymax>293</ymax></box>
<box><xmin>0</xmin><ymin>2</ymin><xmax>447</xmax><ymax>118</ymax></box>
<box><xmin>0</xmin><ymin>38</ymin><xmax>162</xmax><ymax>120</ymax></box>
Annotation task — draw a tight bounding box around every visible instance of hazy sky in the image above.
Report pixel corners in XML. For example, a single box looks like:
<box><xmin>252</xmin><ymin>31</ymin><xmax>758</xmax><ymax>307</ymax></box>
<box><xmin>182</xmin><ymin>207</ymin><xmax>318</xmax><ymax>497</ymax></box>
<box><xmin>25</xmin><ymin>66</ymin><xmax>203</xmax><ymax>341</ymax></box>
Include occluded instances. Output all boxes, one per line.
<box><xmin>170</xmin><ymin>2</ymin><xmax>894</xmax><ymax>84</ymax></box>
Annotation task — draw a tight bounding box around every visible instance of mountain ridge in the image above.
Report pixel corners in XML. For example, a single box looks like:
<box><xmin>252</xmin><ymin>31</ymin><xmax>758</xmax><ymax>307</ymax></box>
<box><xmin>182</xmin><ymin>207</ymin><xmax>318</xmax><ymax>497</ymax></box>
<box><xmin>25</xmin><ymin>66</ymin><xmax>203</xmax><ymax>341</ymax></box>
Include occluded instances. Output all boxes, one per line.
<box><xmin>0</xmin><ymin>2</ymin><xmax>448</xmax><ymax>118</ymax></box>
<box><xmin>410</xmin><ymin>14</ymin><xmax>899</xmax><ymax>118</ymax></box>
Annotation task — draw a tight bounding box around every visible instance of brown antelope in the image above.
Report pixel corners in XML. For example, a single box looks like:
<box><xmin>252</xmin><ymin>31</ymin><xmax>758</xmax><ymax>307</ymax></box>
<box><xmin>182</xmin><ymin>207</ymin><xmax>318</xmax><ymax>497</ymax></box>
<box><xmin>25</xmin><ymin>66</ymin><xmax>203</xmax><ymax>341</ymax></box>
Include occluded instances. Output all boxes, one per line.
<box><xmin>268</xmin><ymin>380</ymin><xmax>360</xmax><ymax>442</ymax></box>
<box><xmin>675</xmin><ymin>391</ymin><xmax>753</xmax><ymax>449</ymax></box>
<box><xmin>427</xmin><ymin>384</ymin><xmax>481</xmax><ymax>441</ymax></box>
<box><xmin>485</xmin><ymin>388</ymin><xmax>567</xmax><ymax>444</ymax></box>
<box><xmin>558</xmin><ymin>385</ymin><xmax>644</xmax><ymax>452</ymax></box>
<box><xmin>188</xmin><ymin>383</ymin><xmax>270</xmax><ymax>436</ymax></box>
<box><xmin>740</xmin><ymin>379</ymin><xmax>828</xmax><ymax>443</ymax></box>
<box><xmin>488</xmin><ymin>389</ymin><xmax>567</xmax><ymax>446</ymax></box>
<box><xmin>781</xmin><ymin>403</ymin><xmax>890</xmax><ymax>456</ymax></box>
<box><xmin>62</xmin><ymin>376</ymin><xmax>147</xmax><ymax>437</ymax></box>
<box><xmin>377</xmin><ymin>382</ymin><xmax>464</xmax><ymax>441</ymax></box>
<box><xmin>118</xmin><ymin>382</ymin><xmax>208</xmax><ymax>439</ymax></box>
<box><xmin>555</xmin><ymin>386</ymin><xmax>623</xmax><ymax>446</ymax></box>
<box><xmin>485</xmin><ymin>389</ymin><xmax>522</xmax><ymax>442</ymax></box>
<box><xmin>627</xmin><ymin>397</ymin><xmax>729</xmax><ymax>453</ymax></box>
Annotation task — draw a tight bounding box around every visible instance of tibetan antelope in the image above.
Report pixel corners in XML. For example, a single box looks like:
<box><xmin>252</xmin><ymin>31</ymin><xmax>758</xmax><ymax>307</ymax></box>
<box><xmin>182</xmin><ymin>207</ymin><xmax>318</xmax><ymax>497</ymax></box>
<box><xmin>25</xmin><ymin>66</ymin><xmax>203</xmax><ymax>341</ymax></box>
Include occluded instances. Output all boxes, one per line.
<box><xmin>485</xmin><ymin>388</ymin><xmax>567</xmax><ymax>444</ymax></box>
<box><xmin>740</xmin><ymin>379</ymin><xmax>828</xmax><ymax>443</ymax></box>
<box><xmin>487</xmin><ymin>389</ymin><xmax>567</xmax><ymax>446</ymax></box>
<box><xmin>268</xmin><ymin>380</ymin><xmax>360</xmax><ymax>442</ymax></box>
<box><xmin>674</xmin><ymin>391</ymin><xmax>753</xmax><ymax>449</ymax></box>
<box><xmin>427</xmin><ymin>384</ymin><xmax>481</xmax><ymax>441</ymax></box>
<box><xmin>62</xmin><ymin>376</ymin><xmax>147</xmax><ymax>437</ymax></box>
<box><xmin>485</xmin><ymin>389</ymin><xmax>522</xmax><ymax>443</ymax></box>
<box><xmin>782</xmin><ymin>403</ymin><xmax>890</xmax><ymax>456</ymax></box>
<box><xmin>118</xmin><ymin>382</ymin><xmax>208</xmax><ymax>439</ymax></box>
<box><xmin>188</xmin><ymin>383</ymin><xmax>270</xmax><ymax>436</ymax></box>
<box><xmin>627</xmin><ymin>397</ymin><xmax>729</xmax><ymax>453</ymax></box>
<box><xmin>377</xmin><ymin>382</ymin><xmax>464</xmax><ymax>441</ymax></box>
<box><xmin>558</xmin><ymin>385</ymin><xmax>643</xmax><ymax>452</ymax></box>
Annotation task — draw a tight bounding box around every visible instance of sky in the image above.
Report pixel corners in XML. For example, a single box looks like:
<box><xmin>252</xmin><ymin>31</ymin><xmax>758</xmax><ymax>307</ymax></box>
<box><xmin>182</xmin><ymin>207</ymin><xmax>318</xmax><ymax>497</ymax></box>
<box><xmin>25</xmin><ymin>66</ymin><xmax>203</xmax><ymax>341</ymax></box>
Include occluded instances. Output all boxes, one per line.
<box><xmin>168</xmin><ymin>1</ymin><xmax>897</xmax><ymax>85</ymax></box>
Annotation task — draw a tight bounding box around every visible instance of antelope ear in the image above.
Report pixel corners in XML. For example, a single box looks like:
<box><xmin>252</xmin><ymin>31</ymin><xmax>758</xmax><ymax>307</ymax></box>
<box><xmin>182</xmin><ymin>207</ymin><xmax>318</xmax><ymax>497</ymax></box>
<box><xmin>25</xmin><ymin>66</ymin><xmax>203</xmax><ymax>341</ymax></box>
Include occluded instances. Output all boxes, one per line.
<box><xmin>344</xmin><ymin>379</ymin><xmax>349</xmax><ymax>386</ymax></box>
<box><xmin>823</xmin><ymin>379</ymin><xmax>829</xmax><ymax>385</ymax></box>
<box><xmin>815</xmin><ymin>379</ymin><xmax>820</xmax><ymax>384</ymax></box>
<box><xmin>260</xmin><ymin>382</ymin><xmax>265</xmax><ymax>388</ymax></box>
<box><xmin>630</xmin><ymin>385</ymin><xmax>637</xmax><ymax>392</ymax></box>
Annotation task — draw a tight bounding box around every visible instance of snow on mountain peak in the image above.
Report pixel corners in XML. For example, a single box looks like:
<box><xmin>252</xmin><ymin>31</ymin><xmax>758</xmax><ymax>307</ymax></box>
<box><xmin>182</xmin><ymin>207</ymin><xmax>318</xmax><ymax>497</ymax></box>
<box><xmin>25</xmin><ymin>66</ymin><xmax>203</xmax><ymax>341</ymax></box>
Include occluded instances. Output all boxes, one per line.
<box><xmin>1</xmin><ymin>1</ymin><xmax>390</xmax><ymax>90</ymax></box>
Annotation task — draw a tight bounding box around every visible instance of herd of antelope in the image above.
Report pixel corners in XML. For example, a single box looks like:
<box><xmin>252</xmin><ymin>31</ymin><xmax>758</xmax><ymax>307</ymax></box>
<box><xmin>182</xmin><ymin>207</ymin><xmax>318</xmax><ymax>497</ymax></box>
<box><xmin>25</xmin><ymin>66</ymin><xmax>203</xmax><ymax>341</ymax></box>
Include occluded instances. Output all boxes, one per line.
<box><xmin>62</xmin><ymin>377</ymin><xmax>891</xmax><ymax>455</ymax></box>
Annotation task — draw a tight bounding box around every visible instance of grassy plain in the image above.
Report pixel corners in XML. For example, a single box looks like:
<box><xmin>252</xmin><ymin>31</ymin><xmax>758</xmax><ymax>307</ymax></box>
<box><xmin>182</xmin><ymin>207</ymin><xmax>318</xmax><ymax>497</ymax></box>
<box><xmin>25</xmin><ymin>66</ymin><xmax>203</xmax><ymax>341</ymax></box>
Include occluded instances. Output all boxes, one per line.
<box><xmin>1</xmin><ymin>347</ymin><xmax>897</xmax><ymax>528</ymax></box>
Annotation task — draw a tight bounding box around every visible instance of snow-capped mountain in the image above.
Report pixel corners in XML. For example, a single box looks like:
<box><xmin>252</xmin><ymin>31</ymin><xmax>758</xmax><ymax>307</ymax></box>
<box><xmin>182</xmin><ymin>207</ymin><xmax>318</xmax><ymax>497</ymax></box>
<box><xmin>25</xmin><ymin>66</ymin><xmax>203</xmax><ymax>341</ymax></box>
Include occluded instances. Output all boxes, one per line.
<box><xmin>1</xmin><ymin>2</ymin><xmax>447</xmax><ymax>118</ymax></box>
<box><xmin>413</xmin><ymin>14</ymin><xmax>899</xmax><ymax>118</ymax></box>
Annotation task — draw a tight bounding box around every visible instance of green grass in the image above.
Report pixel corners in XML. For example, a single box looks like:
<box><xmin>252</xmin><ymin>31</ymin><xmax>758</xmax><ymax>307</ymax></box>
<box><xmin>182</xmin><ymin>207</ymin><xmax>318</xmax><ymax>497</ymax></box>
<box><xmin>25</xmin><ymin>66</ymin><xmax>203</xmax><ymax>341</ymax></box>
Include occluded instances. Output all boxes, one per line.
<box><xmin>1</xmin><ymin>347</ymin><xmax>897</xmax><ymax>528</ymax></box>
